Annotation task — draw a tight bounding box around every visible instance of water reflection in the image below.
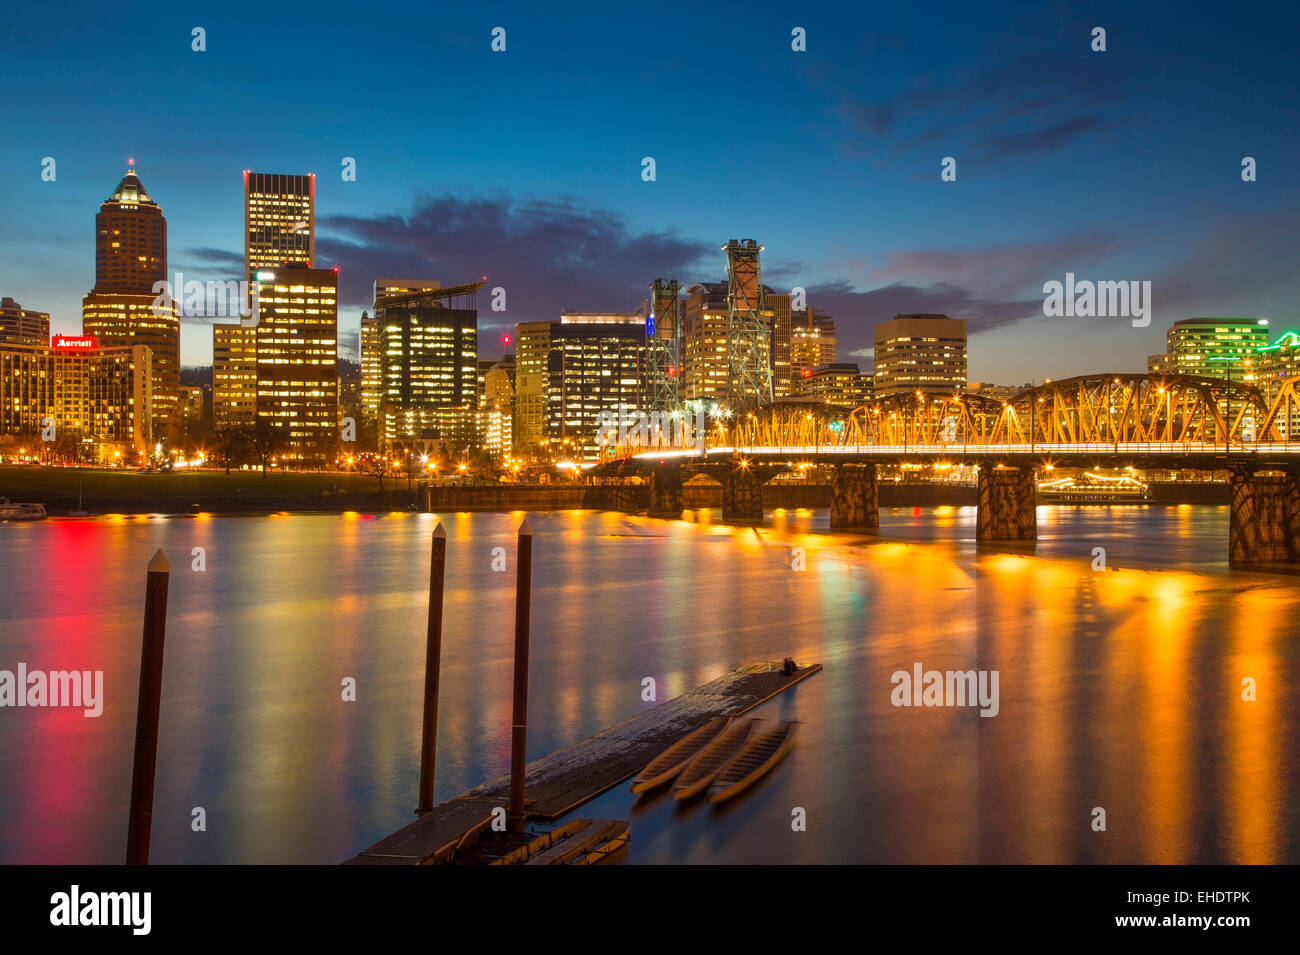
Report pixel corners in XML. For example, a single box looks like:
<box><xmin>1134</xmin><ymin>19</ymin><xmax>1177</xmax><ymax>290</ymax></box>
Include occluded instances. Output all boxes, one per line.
<box><xmin>0</xmin><ymin>505</ymin><xmax>1295</xmax><ymax>863</ymax></box>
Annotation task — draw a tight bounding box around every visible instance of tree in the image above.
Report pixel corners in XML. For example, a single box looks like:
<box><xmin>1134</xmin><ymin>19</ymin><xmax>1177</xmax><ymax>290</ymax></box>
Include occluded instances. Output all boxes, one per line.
<box><xmin>211</xmin><ymin>426</ymin><xmax>247</xmax><ymax>475</ymax></box>
<box><xmin>357</xmin><ymin>452</ymin><xmax>393</xmax><ymax>490</ymax></box>
<box><xmin>244</xmin><ymin>420</ymin><xmax>282</xmax><ymax>478</ymax></box>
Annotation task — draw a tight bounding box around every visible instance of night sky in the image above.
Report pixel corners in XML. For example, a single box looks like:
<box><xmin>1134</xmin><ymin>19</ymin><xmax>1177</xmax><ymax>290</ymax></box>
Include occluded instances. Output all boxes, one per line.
<box><xmin>3</xmin><ymin>0</ymin><xmax>1297</xmax><ymax>381</ymax></box>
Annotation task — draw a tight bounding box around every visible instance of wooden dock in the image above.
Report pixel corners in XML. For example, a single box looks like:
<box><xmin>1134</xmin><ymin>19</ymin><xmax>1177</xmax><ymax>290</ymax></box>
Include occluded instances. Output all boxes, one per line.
<box><xmin>345</xmin><ymin>660</ymin><xmax>821</xmax><ymax>865</ymax></box>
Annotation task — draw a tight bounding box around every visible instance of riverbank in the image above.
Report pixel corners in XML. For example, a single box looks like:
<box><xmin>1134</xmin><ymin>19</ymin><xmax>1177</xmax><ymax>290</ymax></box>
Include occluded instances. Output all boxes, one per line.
<box><xmin>0</xmin><ymin>466</ymin><xmax>417</xmax><ymax>515</ymax></box>
<box><xmin>1</xmin><ymin>466</ymin><xmax>1231</xmax><ymax>516</ymax></box>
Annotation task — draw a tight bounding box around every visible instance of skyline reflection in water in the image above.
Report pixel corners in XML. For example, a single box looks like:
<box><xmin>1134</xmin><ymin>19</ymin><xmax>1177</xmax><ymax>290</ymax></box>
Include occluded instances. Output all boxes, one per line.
<box><xmin>0</xmin><ymin>504</ymin><xmax>1296</xmax><ymax>864</ymax></box>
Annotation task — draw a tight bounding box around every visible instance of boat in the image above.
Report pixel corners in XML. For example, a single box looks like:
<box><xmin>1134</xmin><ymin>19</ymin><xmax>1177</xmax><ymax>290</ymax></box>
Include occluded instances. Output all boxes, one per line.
<box><xmin>1037</xmin><ymin>471</ymin><xmax>1151</xmax><ymax>504</ymax></box>
<box><xmin>67</xmin><ymin>481</ymin><xmax>94</xmax><ymax>517</ymax></box>
<box><xmin>630</xmin><ymin>716</ymin><xmax>731</xmax><ymax>794</ymax></box>
<box><xmin>707</xmin><ymin>721</ymin><xmax>798</xmax><ymax>804</ymax></box>
<box><xmin>671</xmin><ymin>718</ymin><xmax>760</xmax><ymax>801</ymax></box>
<box><xmin>0</xmin><ymin>498</ymin><xmax>47</xmax><ymax>521</ymax></box>
<box><xmin>488</xmin><ymin>818</ymin><xmax>629</xmax><ymax>866</ymax></box>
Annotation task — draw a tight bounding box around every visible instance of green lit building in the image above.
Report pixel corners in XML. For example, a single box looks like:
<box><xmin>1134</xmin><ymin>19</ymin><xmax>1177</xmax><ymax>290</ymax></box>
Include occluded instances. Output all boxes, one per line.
<box><xmin>1149</xmin><ymin>317</ymin><xmax>1270</xmax><ymax>383</ymax></box>
<box><xmin>1256</xmin><ymin>330</ymin><xmax>1300</xmax><ymax>400</ymax></box>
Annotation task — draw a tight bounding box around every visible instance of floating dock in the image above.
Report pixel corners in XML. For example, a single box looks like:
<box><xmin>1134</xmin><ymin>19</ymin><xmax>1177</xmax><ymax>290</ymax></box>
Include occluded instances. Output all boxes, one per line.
<box><xmin>345</xmin><ymin>660</ymin><xmax>821</xmax><ymax>865</ymax></box>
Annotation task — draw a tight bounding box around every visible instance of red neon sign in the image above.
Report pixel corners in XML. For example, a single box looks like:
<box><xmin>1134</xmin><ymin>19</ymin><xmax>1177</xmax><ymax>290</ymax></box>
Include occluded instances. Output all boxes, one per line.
<box><xmin>53</xmin><ymin>335</ymin><xmax>98</xmax><ymax>350</ymax></box>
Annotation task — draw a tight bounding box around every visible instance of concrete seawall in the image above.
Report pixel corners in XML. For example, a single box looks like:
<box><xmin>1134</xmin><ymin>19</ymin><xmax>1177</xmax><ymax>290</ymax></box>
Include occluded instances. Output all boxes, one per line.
<box><xmin>419</xmin><ymin>480</ymin><xmax>1231</xmax><ymax>513</ymax></box>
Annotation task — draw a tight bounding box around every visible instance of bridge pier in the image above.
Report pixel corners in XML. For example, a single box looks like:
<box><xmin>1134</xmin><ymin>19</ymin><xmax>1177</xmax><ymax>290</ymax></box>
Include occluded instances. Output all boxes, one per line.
<box><xmin>1229</xmin><ymin>469</ymin><xmax>1300</xmax><ymax>565</ymax></box>
<box><xmin>721</xmin><ymin>465</ymin><xmax>764</xmax><ymax>522</ymax></box>
<box><xmin>647</xmin><ymin>464</ymin><xmax>683</xmax><ymax>520</ymax></box>
<box><xmin>977</xmin><ymin>466</ymin><xmax>1037</xmax><ymax>541</ymax></box>
<box><xmin>830</xmin><ymin>464</ymin><xmax>878</xmax><ymax>531</ymax></box>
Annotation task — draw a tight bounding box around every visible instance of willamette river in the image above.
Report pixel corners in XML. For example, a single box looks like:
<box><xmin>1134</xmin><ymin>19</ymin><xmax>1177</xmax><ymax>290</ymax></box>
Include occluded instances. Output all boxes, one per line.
<box><xmin>1</xmin><ymin>504</ymin><xmax>1297</xmax><ymax>864</ymax></box>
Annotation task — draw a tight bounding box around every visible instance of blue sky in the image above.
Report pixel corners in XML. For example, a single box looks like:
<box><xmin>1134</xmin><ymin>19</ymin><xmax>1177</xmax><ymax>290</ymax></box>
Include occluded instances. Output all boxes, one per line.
<box><xmin>2</xmin><ymin>0</ymin><xmax>1297</xmax><ymax>381</ymax></box>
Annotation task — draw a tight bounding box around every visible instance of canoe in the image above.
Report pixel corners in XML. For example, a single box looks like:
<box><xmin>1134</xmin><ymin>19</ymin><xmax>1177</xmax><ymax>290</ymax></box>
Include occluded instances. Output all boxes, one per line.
<box><xmin>671</xmin><ymin>718</ymin><xmax>760</xmax><ymax>801</ymax></box>
<box><xmin>630</xmin><ymin>716</ymin><xmax>730</xmax><ymax>793</ymax></box>
<box><xmin>707</xmin><ymin>721</ymin><xmax>798</xmax><ymax>803</ymax></box>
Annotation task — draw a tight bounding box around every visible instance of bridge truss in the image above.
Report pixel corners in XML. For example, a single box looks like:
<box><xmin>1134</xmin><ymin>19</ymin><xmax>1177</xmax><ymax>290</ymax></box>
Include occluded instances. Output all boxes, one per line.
<box><xmin>605</xmin><ymin>374</ymin><xmax>1300</xmax><ymax>464</ymax></box>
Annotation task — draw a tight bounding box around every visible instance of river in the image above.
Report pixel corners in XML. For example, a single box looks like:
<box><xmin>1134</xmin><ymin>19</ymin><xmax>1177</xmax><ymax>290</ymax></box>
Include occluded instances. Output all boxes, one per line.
<box><xmin>1</xmin><ymin>504</ymin><xmax>1296</xmax><ymax>863</ymax></box>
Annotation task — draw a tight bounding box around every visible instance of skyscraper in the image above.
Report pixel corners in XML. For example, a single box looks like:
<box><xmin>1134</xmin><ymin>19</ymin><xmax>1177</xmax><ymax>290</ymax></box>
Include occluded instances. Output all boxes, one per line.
<box><xmin>872</xmin><ymin>314</ymin><xmax>967</xmax><ymax>395</ymax></box>
<box><xmin>254</xmin><ymin>264</ymin><xmax>339</xmax><ymax>462</ymax></box>
<box><xmin>374</xmin><ymin>280</ymin><xmax>481</xmax><ymax>449</ymax></box>
<box><xmin>244</xmin><ymin>172</ymin><xmax>315</xmax><ymax>274</ymax></box>
<box><xmin>543</xmin><ymin>314</ymin><xmax>647</xmax><ymax>460</ymax></box>
<box><xmin>81</xmin><ymin>162</ymin><xmax>177</xmax><ymax>439</ymax></box>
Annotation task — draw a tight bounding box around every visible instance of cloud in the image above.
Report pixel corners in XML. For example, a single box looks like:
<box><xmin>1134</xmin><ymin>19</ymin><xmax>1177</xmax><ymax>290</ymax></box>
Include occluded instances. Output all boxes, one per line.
<box><xmin>826</xmin><ymin>52</ymin><xmax>1142</xmax><ymax>163</ymax></box>
<box><xmin>872</xmin><ymin>234</ymin><xmax>1119</xmax><ymax>299</ymax></box>
<box><xmin>178</xmin><ymin>246</ymin><xmax>244</xmax><ymax>271</ymax></box>
<box><xmin>318</xmin><ymin>193</ymin><xmax>715</xmax><ymax>327</ymax></box>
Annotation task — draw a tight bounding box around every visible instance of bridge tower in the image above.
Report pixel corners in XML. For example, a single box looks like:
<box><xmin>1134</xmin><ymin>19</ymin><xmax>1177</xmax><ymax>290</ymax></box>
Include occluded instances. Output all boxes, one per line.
<box><xmin>646</xmin><ymin>278</ymin><xmax>680</xmax><ymax>412</ymax></box>
<box><xmin>723</xmin><ymin>239</ymin><xmax>773</xmax><ymax>412</ymax></box>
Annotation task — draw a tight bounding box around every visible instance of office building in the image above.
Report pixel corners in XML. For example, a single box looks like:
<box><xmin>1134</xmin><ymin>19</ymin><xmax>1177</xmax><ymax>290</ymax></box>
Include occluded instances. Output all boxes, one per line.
<box><xmin>793</xmin><ymin>362</ymin><xmax>872</xmax><ymax>407</ymax></box>
<box><xmin>360</xmin><ymin>310</ymin><xmax>382</xmax><ymax>419</ymax></box>
<box><xmin>872</xmin><ymin>314</ymin><xmax>967</xmax><ymax>395</ymax></box>
<box><xmin>791</xmin><ymin>308</ymin><xmax>837</xmax><ymax>382</ymax></box>
<box><xmin>244</xmin><ymin>172</ymin><xmax>315</xmax><ymax>274</ymax></box>
<box><xmin>768</xmin><ymin>290</ymin><xmax>792</xmax><ymax>397</ymax></box>
<box><xmin>374</xmin><ymin>280</ymin><xmax>480</xmax><ymax>449</ymax></box>
<box><xmin>213</xmin><ymin>323</ymin><xmax>258</xmax><ymax>428</ymax></box>
<box><xmin>81</xmin><ymin>163</ymin><xmax>179</xmax><ymax>438</ymax></box>
<box><xmin>513</xmin><ymin>320</ymin><xmax>552</xmax><ymax>453</ymax></box>
<box><xmin>1155</xmin><ymin>317</ymin><xmax>1270</xmax><ymax>383</ymax></box>
<box><xmin>0</xmin><ymin>297</ymin><xmax>51</xmax><ymax>346</ymax></box>
<box><xmin>681</xmin><ymin>282</ymin><xmax>732</xmax><ymax>401</ymax></box>
<box><xmin>254</xmin><ymin>264</ymin><xmax>339</xmax><ymax>462</ymax></box>
<box><xmin>543</xmin><ymin>313</ymin><xmax>647</xmax><ymax>460</ymax></box>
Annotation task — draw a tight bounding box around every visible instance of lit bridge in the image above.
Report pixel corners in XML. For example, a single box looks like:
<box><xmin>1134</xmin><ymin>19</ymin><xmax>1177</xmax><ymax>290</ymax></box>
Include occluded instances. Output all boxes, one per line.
<box><xmin>591</xmin><ymin>373</ymin><xmax>1300</xmax><ymax>565</ymax></box>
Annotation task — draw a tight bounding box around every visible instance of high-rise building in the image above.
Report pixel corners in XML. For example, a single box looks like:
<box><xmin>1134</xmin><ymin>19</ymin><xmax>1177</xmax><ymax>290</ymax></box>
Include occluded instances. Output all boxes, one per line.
<box><xmin>791</xmin><ymin>308</ymin><xmax>837</xmax><ymax>382</ymax></box>
<box><xmin>92</xmin><ymin>162</ymin><xmax>168</xmax><ymax>292</ymax></box>
<box><xmin>542</xmin><ymin>314</ymin><xmax>647</xmax><ymax>460</ymax></box>
<box><xmin>212</xmin><ymin>323</ymin><xmax>258</xmax><ymax>429</ymax></box>
<box><xmin>513</xmin><ymin>320</ymin><xmax>552</xmax><ymax>453</ymax></box>
<box><xmin>374</xmin><ymin>280</ymin><xmax>481</xmax><ymax>449</ymax></box>
<box><xmin>254</xmin><ymin>264</ymin><xmax>339</xmax><ymax>462</ymax></box>
<box><xmin>81</xmin><ymin>163</ymin><xmax>179</xmax><ymax>439</ymax></box>
<box><xmin>872</xmin><ymin>314</ymin><xmax>967</xmax><ymax>395</ymax></box>
<box><xmin>244</xmin><ymin>172</ymin><xmax>315</xmax><ymax>274</ymax></box>
<box><xmin>359</xmin><ymin>310</ymin><xmax>382</xmax><ymax>419</ymax></box>
<box><xmin>1158</xmin><ymin>317</ymin><xmax>1270</xmax><ymax>383</ymax></box>
<box><xmin>0</xmin><ymin>297</ymin><xmax>51</xmax><ymax>346</ymax></box>
<box><xmin>768</xmin><ymin>291</ymin><xmax>792</xmax><ymax>397</ymax></box>
<box><xmin>681</xmin><ymin>282</ymin><xmax>731</xmax><ymax>401</ymax></box>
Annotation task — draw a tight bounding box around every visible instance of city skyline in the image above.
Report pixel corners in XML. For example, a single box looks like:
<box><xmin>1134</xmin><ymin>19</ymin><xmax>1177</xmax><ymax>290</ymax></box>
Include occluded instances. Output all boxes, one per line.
<box><xmin>3</xmin><ymin>0</ymin><xmax>1297</xmax><ymax>382</ymax></box>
